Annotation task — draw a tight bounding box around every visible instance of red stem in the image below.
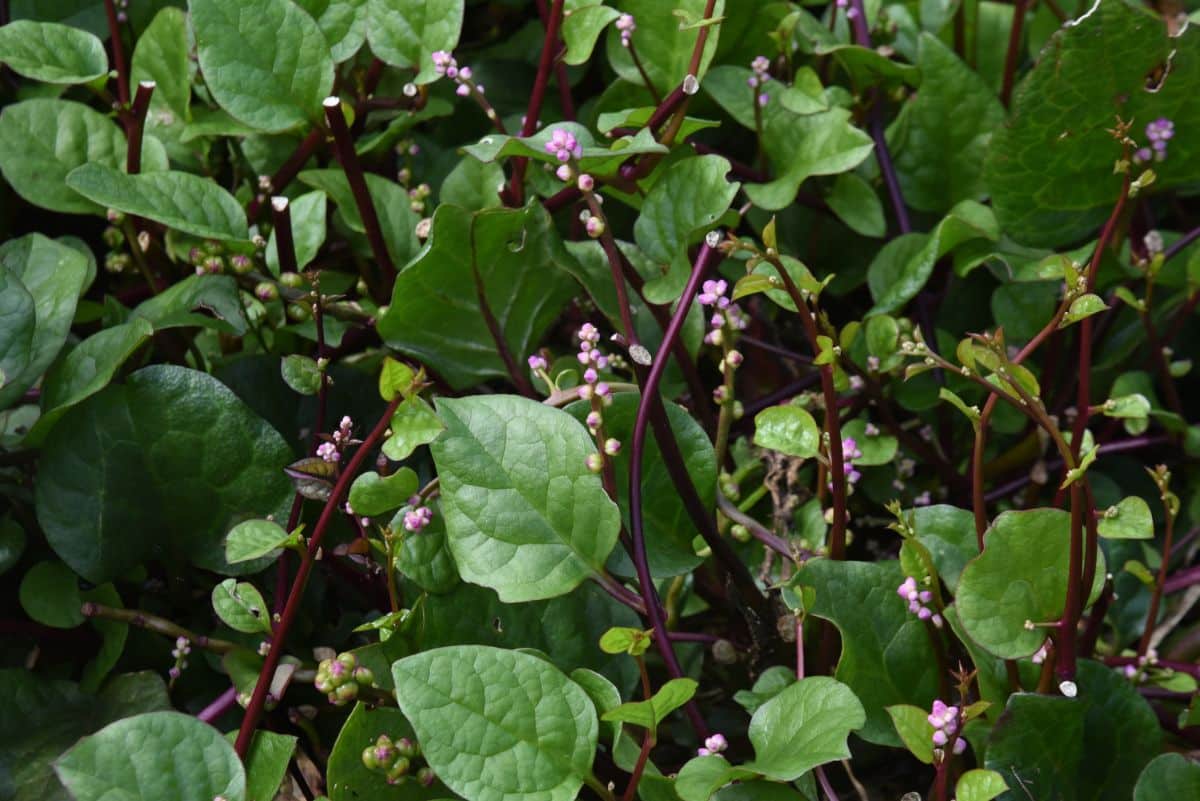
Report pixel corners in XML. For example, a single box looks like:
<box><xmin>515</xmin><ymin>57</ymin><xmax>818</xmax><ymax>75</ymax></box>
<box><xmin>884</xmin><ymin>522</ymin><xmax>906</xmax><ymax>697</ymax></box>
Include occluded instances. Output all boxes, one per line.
<box><xmin>234</xmin><ymin>395</ymin><xmax>403</xmax><ymax>758</ymax></box>
<box><xmin>247</xmin><ymin>128</ymin><xmax>323</xmax><ymax>220</ymax></box>
<box><xmin>999</xmin><ymin>0</ymin><xmax>1027</xmax><ymax>107</ymax></box>
<box><xmin>1138</xmin><ymin>510</ymin><xmax>1176</xmax><ymax>657</ymax></box>
<box><xmin>126</xmin><ymin>81</ymin><xmax>154</xmax><ymax>173</ymax></box>
<box><xmin>103</xmin><ymin>0</ymin><xmax>129</xmax><ymax>106</ymax></box>
<box><xmin>509</xmin><ymin>0</ymin><xmax>566</xmax><ymax>205</ymax></box>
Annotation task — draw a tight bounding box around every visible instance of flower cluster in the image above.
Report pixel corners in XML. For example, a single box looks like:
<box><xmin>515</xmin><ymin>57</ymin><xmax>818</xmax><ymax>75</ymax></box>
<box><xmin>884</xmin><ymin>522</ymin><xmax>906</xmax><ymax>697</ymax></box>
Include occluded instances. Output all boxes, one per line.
<box><xmin>317</xmin><ymin>416</ymin><xmax>354</xmax><ymax>463</ymax></box>
<box><xmin>928</xmin><ymin>700</ymin><xmax>967</xmax><ymax>756</ymax></box>
<box><xmin>748</xmin><ymin>56</ymin><xmax>770</xmax><ymax>107</ymax></box>
<box><xmin>897</xmin><ymin>575</ymin><xmax>943</xmax><ymax>627</ymax></box>
<box><xmin>545</xmin><ymin>127</ymin><xmax>582</xmax><ymax>163</ymax></box>
<box><xmin>403</xmin><ymin>497</ymin><xmax>434</xmax><ymax>532</ymax></box>
<box><xmin>314</xmin><ymin>651</ymin><xmax>375</xmax><ymax>706</ymax></box>
<box><xmin>1135</xmin><ymin>117</ymin><xmax>1174</xmax><ymax>164</ymax></box>
<box><xmin>361</xmin><ymin>733</ymin><xmax>436</xmax><ymax>787</ymax></box>
<box><xmin>697</xmin><ymin>733</ymin><xmax>728</xmax><ymax>757</ymax></box>
<box><xmin>616</xmin><ymin>13</ymin><xmax>636</xmax><ymax>47</ymax></box>
<box><xmin>168</xmin><ymin>636</ymin><xmax>190</xmax><ymax>682</ymax></box>
<box><xmin>840</xmin><ymin>437</ymin><xmax>862</xmax><ymax>486</ymax></box>
<box><xmin>431</xmin><ymin>50</ymin><xmax>484</xmax><ymax>97</ymax></box>
<box><xmin>574</xmin><ymin>324</ymin><xmax>619</xmax><ymax>473</ymax></box>
<box><xmin>696</xmin><ymin>279</ymin><xmax>749</xmax><ymax>346</ymax></box>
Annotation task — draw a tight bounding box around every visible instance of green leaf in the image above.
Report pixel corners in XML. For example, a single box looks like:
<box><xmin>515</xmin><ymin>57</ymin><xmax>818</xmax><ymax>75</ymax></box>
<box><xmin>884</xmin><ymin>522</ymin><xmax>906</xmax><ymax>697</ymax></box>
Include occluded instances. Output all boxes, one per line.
<box><xmin>733</xmin><ymin>666</ymin><xmax>795</xmax><ymax>715</ymax></box>
<box><xmin>0</xmin><ymin>234</ymin><xmax>88</xmax><ymax>410</ymax></box>
<box><xmin>18</xmin><ymin>560</ymin><xmax>85</xmax><ymax>628</ymax></box>
<box><xmin>0</xmin><ymin>516</ymin><xmax>27</xmax><ymax>576</ymax></box>
<box><xmin>605</xmin><ymin>0</ymin><xmax>725</xmax><ymax>93</ymax></box>
<box><xmin>746</xmin><ymin>676</ymin><xmax>865</xmax><ymax>780</ymax></box>
<box><xmin>227</xmin><ymin>730</ymin><xmax>295</xmax><ymax>801</ymax></box>
<box><xmin>634</xmin><ymin>155</ymin><xmax>740</xmax><ymax>302</ymax></box>
<box><xmin>382</xmin><ymin>396</ymin><xmax>444</xmax><ymax>461</ymax></box>
<box><xmin>911</xmin><ymin>504</ymin><xmax>977</xmax><ymax>592</ymax></box>
<box><xmin>66</xmin><ymin>164</ymin><xmax>248</xmax><ymax>241</ymax></box>
<box><xmin>868</xmin><ymin>200</ymin><xmax>998</xmax><ymax>314</ymax></box>
<box><xmin>939</xmin><ymin>387</ymin><xmax>982</xmax><ymax>428</ymax></box>
<box><xmin>366</xmin><ymin>0</ymin><xmax>464</xmax><ymax>83</ymax></box>
<box><xmin>841</xmin><ymin>417</ymin><xmax>897</xmax><ymax>466</ymax></box>
<box><xmin>212</xmin><ymin>578</ymin><xmax>273</xmax><ymax>634</ymax></box>
<box><xmin>378</xmin><ymin>357</ymin><xmax>416</xmax><ymax>402</ymax></box>
<box><xmin>463</xmin><ymin>124</ymin><xmax>668</xmax><ymax>176</ymax></box>
<box><xmin>1097</xmin><ymin>496</ymin><xmax>1153</xmax><ymax>540</ymax></box>
<box><xmin>985</xmin><ymin>661</ymin><xmax>1161</xmax><ymax>801</ymax></box>
<box><xmin>1059</xmin><ymin>293</ymin><xmax>1108</xmax><ymax>328</ymax></box>
<box><xmin>887</xmin><ymin>34</ymin><xmax>1005</xmax><ymax>213</ymax></box>
<box><xmin>602</xmin><ymin>677</ymin><xmax>698</xmax><ymax>730</ymax></box>
<box><xmin>225</xmin><ymin>519</ymin><xmax>291</xmax><ymax>564</ymax></box>
<box><xmin>566</xmin><ymin>393</ymin><xmax>713</xmax><ymax>577</ymax></box>
<box><xmin>376</xmin><ymin>203</ymin><xmax>577</xmax><ymax>389</ymax></box>
<box><xmin>439</xmin><ymin>156</ymin><xmax>505</xmax><ymax>211</ymax></box>
<box><xmin>826</xmin><ymin>172</ymin><xmax>885</xmax><ymax>238</ymax></box>
<box><xmin>430</xmin><ymin>395</ymin><xmax>620</xmax><ymax>602</ymax></box>
<box><xmin>297</xmin><ymin>168</ymin><xmax>419</xmax><ymax>267</ymax></box>
<box><xmin>266</xmin><ymin>191</ymin><xmax>327</xmax><ymax>275</ymax></box>
<box><xmin>0</xmin><ymin>98</ymin><xmax>127</xmax><ymax>214</ymax></box>
<box><xmin>281</xmin><ymin>354</ymin><xmax>323</xmax><ymax>396</ymax></box>
<box><xmin>55</xmin><ymin>711</ymin><xmax>246</xmax><ymax>801</ymax></box>
<box><xmin>790</xmin><ymin>559</ymin><xmax>939</xmax><ymax>745</ymax></box>
<box><xmin>392</xmin><ymin>645</ymin><xmax>598</xmax><ymax>801</ymax></box>
<box><xmin>562</xmin><ymin>3</ymin><xmax>621</xmax><ymax>66</ymax></box>
<box><xmin>886</xmin><ymin>704</ymin><xmax>934</xmax><ymax>764</ymax></box>
<box><xmin>326</xmin><ymin>703</ymin><xmax>450</xmax><ymax>801</ymax></box>
<box><xmin>1102</xmin><ymin>393</ymin><xmax>1151</xmax><ymax>420</ymax></box>
<box><xmin>295</xmin><ymin>0</ymin><xmax>369</xmax><ymax>63</ymax></box>
<box><xmin>1134</xmin><ymin>754</ymin><xmax>1200</xmax><ymax>801</ymax></box>
<box><xmin>744</xmin><ymin>105</ymin><xmax>875</xmax><ymax>212</ymax></box>
<box><xmin>190</xmin><ymin>0</ymin><xmax>335</xmax><ymax>132</ymax></box>
<box><xmin>815</xmin><ymin>42</ymin><xmax>921</xmax><ymax>88</ymax></box>
<box><xmin>130</xmin><ymin>274</ymin><xmax>249</xmax><ymax>335</ymax></box>
<box><xmin>956</xmin><ymin>769</ymin><xmax>1008</xmax><ymax>801</ymax></box>
<box><xmin>754</xmin><ymin>405</ymin><xmax>820</xmax><ymax>458</ymax></box>
<box><xmin>26</xmin><ymin>319</ymin><xmax>154</xmax><ymax>445</ymax></box>
<box><xmin>957</xmin><ymin>508</ymin><xmax>1105</xmax><ymax>659</ymax></box>
<box><xmin>676</xmin><ymin>756</ymin><xmax>756</xmax><ymax>801</ymax></box>
<box><xmin>131</xmin><ymin>8</ymin><xmax>192</xmax><ymax>126</ymax></box>
<box><xmin>36</xmin><ymin>365</ymin><xmax>294</xmax><ymax>583</ymax></box>
<box><xmin>394</xmin><ymin>506</ymin><xmax>459</xmax><ymax>593</ymax></box>
<box><xmin>0</xmin><ymin>20</ymin><xmax>107</xmax><ymax>84</ymax></box>
<box><xmin>986</xmin><ymin>0</ymin><xmax>1200</xmax><ymax>246</ymax></box>
<box><xmin>571</xmin><ymin>667</ymin><xmax>623</xmax><ymax>749</ymax></box>
<box><xmin>348</xmin><ymin>468</ymin><xmax>419</xmax><ymax>516</ymax></box>
<box><xmin>598</xmin><ymin>626</ymin><xmax>653</xmax><ymax>656</ymax></box>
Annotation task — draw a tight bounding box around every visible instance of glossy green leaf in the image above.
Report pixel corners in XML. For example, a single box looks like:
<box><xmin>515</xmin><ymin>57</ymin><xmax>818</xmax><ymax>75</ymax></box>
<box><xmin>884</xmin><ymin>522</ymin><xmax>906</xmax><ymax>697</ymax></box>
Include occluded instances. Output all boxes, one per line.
<box><xmin>1134</xmin><ymin>753</ymin><xmax>1200</xmax><ymax>801</ymax></box>
<box><xmin>0</xmin><ymin>234</ymin><xmax>88</xmax><ymax>410</ymax></box>
<box><xmin>297</xmin><ymin>168</ymin><xmax>419</xmax><ymax>267</ymax></box>
<box><xmin>18</xmin><ymin>560</ymin><xmax>85</xmax><ymax>628</ymax></box>
<box><xmin>225</xmin><ymin>519</ymin><xmax>291</xmax><ymax>564</ymax></box>
<box><xmin>956</xmin><ymin>769</ymin><xmax>1009</xmax><ymax>801</ymax></box>
<box><xmin>887</xmin><ymin>33</ymin><xmax>1005</xmax><ymax>213</ymax></box>
<box><xmin>295</xmin><ymin>0</ymin><xmax>368</xmax><ymax>63</ymax></box>
<box><xmin>281</xmin><ymin>355</ymin><xmax>322</xmax><ymax>396</ymax></box>
<box><xmin>957</xmin><ymin>508</ymin><xmax>1105</xmax><ymax>659</ymax></box>
<box><xmin>439</xmin><ymin>155</ymin><xmax>505</xmax><ymax>211</ymax></box>
<box><xmin>598</xmin><ymin>626</ymin><xmax>652</xmax><ymax>656</ymax></box>
<box><xmin>378</xmin><ymin>357</ymin><xmax>416</xmax><ymax>402</ymax></box>
<box><xmin>366</xmin><ymin>0</ymin><xmax>464</xmax><ymax>83</ymax></box>
<box><xmin>430</xmin><ymin>395</ymin><xmax>620</xmax><ymax>602</ymax></box>
<box><xmin>605</xmin><ymin>0</ymin><xmax>725</xmax><ymax>93</ymax></box>
<box><xmin>326</xmin><ymin>703</ymin><xmax>450</xmax><ymax>801</ymax></box>
<box><xmin>746</xmin><ymin>676</ymin><xmax>865</xmax><ymax>780</ymax></box>
<box><xmin>382</xmin><ymin>396</ymin><xmax>444</xmax><ymax>461</ymax></box>
<box><xmin>394</xmin><ymin>506</ymin><xmax>459</xmax><ymax>593</ymax></box>
<box><xmin>985</xmin><ymin>661</ymin><xmax>1160</xmax><ymax>801</ymax></box>
<box><xmin>348</xmin><ymin>468</ymin><xmax>418</xmax><ymax>516</ymax></box>
<box><xmin>392</xmin><ymin>645</ymin><xmax>598</xmax><ymax>801</ymax></box>
<box><xmin>130</xmin><ymin>8</ymin><xmax>192</xmax><ymax>126</ymax></box>
<box><xmin>212</xmin><ymin>578</ymin><xmax>273</xmax><ymax>634</ymax></box>
<box><xmin>1102</xmin><ymin>393</ymin><xmax>1151</xmax><ymax>420</ymax></box>
<box><xmin>675</xmin><ymin>756</ymin><xmax>756</xmax><ymax>801</ymax></box>
<box><xmin>266</xmin><ymin>191</ymin><xmax>327</xmax><ymax>275</ymax></box>
<box><xmin>567</xmin><ymin>393</ymin><xmax>713</xmax><ymax>576</ymax></box>
<box><xmin>886</xmin><ymin>704</ymin><xmax>934</xmax><ymax>764</ymax></box>
<box><xmin>602</xmin><ymin>677</ymin><xmax>698</xmax><ymax>730</ymax></box>
<box><xmin>36</xmin><ymin>365</ymin><xmax>294</xmax><ymax>583</ymax></box>
<box><xmin>376</xmin><ymin>203</ymin><xmax>577</xmax><ymax>389</ymax></box>
<box><xmin>791</xmin><ymin>558</ymin><xmax>939</xmax><ymax>745</ymax></box>
<box><xmin>986</xmin><ymin>0</ymin><xmax>1200</xmax><ymax>246</ymax></box>
<box><xmin>67</xmin><ymin>164</ymin><xmax>248</xmax><ymax>241</ymax></box>
<box><xmin>0</xmin><ymin>20</ymin><xmax>107</xmax><ymax>84</ymax></box>
<box><xmin>1097</xmin><ymin>496</ymin><xmax>1154</xmax><ymax>540</ymax></box>
<box><xmin>754</xmin><ymin>404</ymin><xmax>820</xmax><ymax>458</ymax></box>
<box><xmin>55</xmin><ymin>711</ymin><xmax>246</xmax><ymax>801</ymax></box>
<box><xmin>562</xmin><ymin>3</ymin><xmax>620</xmax><ymax>66</ymax></box>
<box><xmin>463</xmin><ymin>123</ymin><xmax>668</xmax><ymax>175</ymax></box>
<box><xmin>868</xmin><ymin>200</ymin><xmax>998</xmax><ymax>314</ymax></box>
<box><xmin>190</xmin><ymin>0</ymin><xmax>334</xmax><ymax>132</ymax></box>
<box><xmin>130</xmin><ymin>274</ymin><xmax>249</xmax><ymax>335</ymax></box>
<box><xmin>815</xmin><ymin>42</ymin><xmax>921</xmax><ymax>88</ymax></box>
<box><xmin>1059</xmin><ymin>293</ymin><xmax>1108</xmax><ymax>328</ymax></box>
<box><xmin>227</xmin><ymin>730</ymin><xmax>295</xmax><ymax>801</ymax></box>
<box><xmin>826</xmin><ymin>171</ymin><xmax>885</xmax><ymax>238</ymax></box>
<box><xmin>911</xmin><ymin>504</ymin><xmax>977</xmax><ymax>592</ymax></box>
<box><xmin>841</xmin><ymin>417</ymin><xmax>897</xmax><ymax>466</ymax></box>
<box><xmin>733</xmin><ymin>666</ymin><xmax>795</xmax><ymax>715</ymax></box>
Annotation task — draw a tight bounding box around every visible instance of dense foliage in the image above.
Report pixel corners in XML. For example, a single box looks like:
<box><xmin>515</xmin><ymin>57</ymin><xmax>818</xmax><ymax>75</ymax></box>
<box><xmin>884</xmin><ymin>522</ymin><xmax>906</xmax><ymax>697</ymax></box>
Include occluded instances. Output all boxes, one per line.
<box><xmin>3</xmin><ymin>1</ymin><xmax>1200</xmax><ymax>800</ymax></box>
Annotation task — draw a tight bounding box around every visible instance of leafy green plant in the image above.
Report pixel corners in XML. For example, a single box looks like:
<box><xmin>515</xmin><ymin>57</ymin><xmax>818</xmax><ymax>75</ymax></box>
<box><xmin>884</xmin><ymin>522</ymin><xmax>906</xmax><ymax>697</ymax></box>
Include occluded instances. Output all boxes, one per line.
<box><xmin>2</xmin><ymin>1</ymin><xmax>1199</xmax><ymax>800</ymax></box>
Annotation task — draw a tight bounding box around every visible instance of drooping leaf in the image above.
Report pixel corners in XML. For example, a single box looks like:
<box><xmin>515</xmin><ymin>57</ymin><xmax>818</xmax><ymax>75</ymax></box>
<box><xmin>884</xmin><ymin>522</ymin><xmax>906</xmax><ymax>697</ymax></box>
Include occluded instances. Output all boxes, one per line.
<box><xmin>746</xmin><ymin>676</ymin><xmax>866</xmax><ymax>780</ymax></box>
<box><xmin>376</xmin><ymin>203</ymin><xmax>577</xmax><ymax>389</ymax></box>
<box><xmin>956</xmin><ymin>508</ymin><xmax>1106</xmax><ymax>659</ymax></box>
<box><xmin>0</xmin><ymin>20</ymin><xmax>107</xmax><ymax>84</ymax></box>
<box><xmin>55</xmin><ymin>711</ymin><xmax>245</xmax><ymax>801</ymax></box>
<box><xmin>190</xmin><ymin>0</ymin><xmax>335</xmax><ymax>132</ymax></box>
<box><xmin>392</xmin><ymin>645</ymin><xmax>598</xmax><ymax>801</ymax></box>
<box><xmin>365</xmin><ymin>0</ymin><xmax>464</xmax><ymax>83</ymax></box>
<box><xmin>66</xmin><ymin>164</ymin><xmax>249</xmax><ymax>241</ymax></box>
<box><xmin>430</xmin><ymin>395</ymin><xmax>620</xmax><ymax>602</ymax></box>
<box><xmin>36</xmin><ymin>365</ymin><xmax>294</xmax><ymax>583</ymax></box>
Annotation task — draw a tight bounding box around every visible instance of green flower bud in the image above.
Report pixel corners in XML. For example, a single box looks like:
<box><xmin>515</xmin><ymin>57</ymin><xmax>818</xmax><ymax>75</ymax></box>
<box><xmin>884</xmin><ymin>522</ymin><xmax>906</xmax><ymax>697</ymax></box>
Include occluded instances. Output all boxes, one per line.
<box><xmin>730</xmin><ymin>523</ymin><xmax>751</xmax><ymax>543</ymax></box>
<box><xmin>416</xmin><ymin>767</ymin><xmax>436</xmax><ymax>787</ymax></box>
<box><xmin>279</xmin><ymin>271</ymin><xmax>304</xmax><ymax>288</ymax></box>
<box><xmin>333</xmin><ymin>682</ymin><xmax>359</xmax><ymax>705</ymax></box>
<box><xmin>353</xmin><ymin>666</ymin><xmax>374</xmax><ymax>686</ymax></box>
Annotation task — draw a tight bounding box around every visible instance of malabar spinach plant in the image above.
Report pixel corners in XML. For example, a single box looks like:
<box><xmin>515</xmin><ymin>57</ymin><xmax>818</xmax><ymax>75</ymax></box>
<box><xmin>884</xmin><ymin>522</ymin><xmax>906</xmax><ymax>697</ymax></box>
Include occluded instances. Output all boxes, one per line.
<box><xmin>2</xmin><ymin>0</ymin><xmax>1200</xmax><ymax>800</ymax></box>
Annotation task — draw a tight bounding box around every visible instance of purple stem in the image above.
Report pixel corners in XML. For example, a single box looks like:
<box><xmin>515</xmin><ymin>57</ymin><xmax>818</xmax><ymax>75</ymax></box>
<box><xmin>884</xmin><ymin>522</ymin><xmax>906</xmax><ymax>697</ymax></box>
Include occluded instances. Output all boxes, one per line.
<box><xmin>1164</xmin><ymin>224</ymin><xmax>1200</xmax><ymax>262</ymax></box>
<box><xmin>1164</xmin><ymin>564</ymin><xmax>1200</xmax><ymax>595</ymax></box>
<box><xmin>983</xmin><ymin>435</ymin><xmax>1168</xmax><ymax>503</ymax></box>
<box><xmin>198</xmin><ymin>686</ymin><xmax>238</xmax><ymax>725</ymax></box>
